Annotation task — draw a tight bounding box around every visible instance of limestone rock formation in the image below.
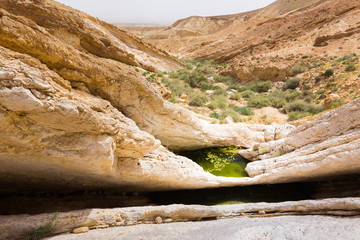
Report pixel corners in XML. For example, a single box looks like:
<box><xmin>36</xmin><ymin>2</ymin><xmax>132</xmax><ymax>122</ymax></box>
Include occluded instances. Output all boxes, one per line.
<box><xmin>240</xmin><ymin>98</ymin><xmax>360</xmax><ymax>183</ymax></box>
<box><xmin>47</xmin><ymin>215</ymin><xmax>360</xmax><ymax>240</ymax></box>
<box><xmin>1</xmin><ymin>197</ymin><xmax>359</xmax><ymax>239</ymax></box>
<box><xmin>0</xmin><ymin>0</ymin><xmax>296</xmax><ymax>193</ymax></box>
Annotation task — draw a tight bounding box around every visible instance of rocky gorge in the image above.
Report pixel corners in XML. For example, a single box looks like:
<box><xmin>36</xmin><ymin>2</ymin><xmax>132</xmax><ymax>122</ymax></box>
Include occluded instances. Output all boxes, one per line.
<box><xmin>0</xmin><ymin>0</ymin><xmax>359</xmax><ymax>239</ymax></box>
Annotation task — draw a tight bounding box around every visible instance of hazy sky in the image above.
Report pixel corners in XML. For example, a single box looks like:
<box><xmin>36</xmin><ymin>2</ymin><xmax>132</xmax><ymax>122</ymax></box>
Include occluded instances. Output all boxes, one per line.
<box><xmin>56</xmin><ymin>0</ymin><xmax>276</xmax><ymax>25</ymax></box>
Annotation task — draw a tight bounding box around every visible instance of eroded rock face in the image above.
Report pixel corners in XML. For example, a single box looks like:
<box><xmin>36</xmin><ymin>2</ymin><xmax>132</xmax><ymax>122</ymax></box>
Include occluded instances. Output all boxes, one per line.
<box><xmin>0</xmin><ymin>1</ymin><xmax>291</xmax><ymax>152</ymax></box>
<box><xmin>240</xmin><ymin>98</ymin><xmax>360</xmax><ymax>183</ymax></box>
<box><xmin>0</xmin><ymin>0</ymin><xmax>298</xmax><ymax>193</ymax></box>
<box><xmin>1</xmin><ymin>197</ymin><xmax>359</xmax><ymax>240</ymax></box>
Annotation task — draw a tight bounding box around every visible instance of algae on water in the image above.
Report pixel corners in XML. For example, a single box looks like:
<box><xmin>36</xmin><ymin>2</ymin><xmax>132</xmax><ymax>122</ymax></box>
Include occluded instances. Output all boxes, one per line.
<box><xmin>179</xmin><ymin>147</ymin><xmax>249</xmax><ymax>178</ymax></box>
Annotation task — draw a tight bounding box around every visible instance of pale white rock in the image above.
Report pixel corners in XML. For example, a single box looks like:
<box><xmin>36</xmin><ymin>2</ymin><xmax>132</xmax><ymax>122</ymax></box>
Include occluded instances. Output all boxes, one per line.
<box><xmin>240</xmin><ymin>99</ymin><xmax>360</xmax><ymax>183</ymax></box>
<box><xmin>0</xmin><ymin>87</ymin><xmax>44</xmax><ymax>112</ymax></box>
<box><xmin>1</xmin><ymin>198</ymin><xmax>359</xmax><ymax>240</ymax></box>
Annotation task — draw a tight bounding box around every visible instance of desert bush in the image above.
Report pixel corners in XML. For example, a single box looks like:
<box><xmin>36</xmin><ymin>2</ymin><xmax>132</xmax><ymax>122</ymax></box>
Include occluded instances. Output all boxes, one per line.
<box><xmin>284</xmin><ymin>89</ymin><xmax>301</xmax><ymax>102</ymax></box>
<box><xmin>209</xmin><ymin>112</ymin><xmax>219</xmax><ymax>119</ymax></box>
<box><xmin>247</xmin><ymin>94</ymin><xmax>271</xmax><ymax>108</ymax></box>
<box><xmin>324</xmin><ymin>69</ymin><xmax>334</xmax><ymax>77</ymax></box>
<box><xmin>345</xmin><ymin>63</ymin><xmax>356</xmax><ymax>72</ymax></box>
<box><xmin>214</xmin><ymin>75</ymin><xmax>235</xmax><ymax>84</ymax></box>
<box><xmin>219</xmin><ymin>108</ymin><xmax>241</xmax><ymax>122</ymax></box>
<box><xmin>189</xmin><ymin>92</ymin><xmax>209</xmax><ymax>107</ymax></box>
<box><xmin>323</xmin><ymin>99</ymin><xmax>345</xmax><ymax>109</ymax></box>
<box><xmin>241</xmin><ymin>90</ymin><xmax>256</xmax><ymax>99</ymax></box>
<box><xmin>290</xmin><ymin>64</ymin><xmax>308</xmax><ymax>75</ymax></box>
<box><xmin>315</xmin><ymin>75</ymin><xmax>322</xmax><ymax>83</ymax></box>
<box><xmin>208</xmin><ymin>95</ymin><xmax>227</xmax><ymax>109</ymax></box>
<box><xmin>283</xmin><ymin>78</ymin><xmax>300</xmax><ymax>90</ymax></box>
<box><xmin>231</xmin><ymin>106</ymin><xmax>255</xmax><ymax>116</ymax></box>
<box><xmin>268</xmin><ymin>90</ymin><xmax>286</xmax><ymax>108</ymax></box>
<box><xmin>166</xmin><ymin>80</ymin><xmax>193</xmax><ymax>96</ymax></box>
<box><xmin>287</xmin><ymin>111</ymin><xmax>312</xmax><ymax>121</ymax></box>
<box><xmin>246</xmin><ymin>81</ymin><xmax>272</xmax><ymax>93</ymax></box>
<box><xmin>284</xmin><ymin>100</ymin><xmax>321</xmax><ymax>114</ymax></box>
<box><xmin>229</xmin><ymin>92</ymin><xmax>242</xmax><ymax>101</ymax></box>
<box><xmin>200</xmin><ymin>82</ymin><xmax>216</xmax><ymax>91</ymax></box>
<box><xmin>337</xmin><ymin>53</ymin><xmax>356</xmax><ymax>62</ymax></box>
<box><xmin>213</xmin><ymin>88</ymin><xmax>228</xmax><ymax>96</ymax></box>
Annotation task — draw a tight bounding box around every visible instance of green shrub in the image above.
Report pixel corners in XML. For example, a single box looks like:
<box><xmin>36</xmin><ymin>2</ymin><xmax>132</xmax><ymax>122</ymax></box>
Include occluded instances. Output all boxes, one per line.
<box><xmin>209</xmin><ymin>112</ymin><xmax>219</xmax><ymax>119</ymax></box>
<box><xmin>200</xmin><ymin>82</ymin><xmax>215</xmax><ymax>91</ymax></box>
<box><xmin>323</xmin><ymin>99</ymin><xmax>345</xmax><ymax>109</ymax></box>
<box><xmin>337</xmin><ymin>53</ymin><xmax>356</xmax><ymax>62</ymax></box>
<box><xmin>283</xmin><ymin>78</ymin><xmax>300</xmax><ymax>90</ymax></box>
<box><xmin>290</xmin><ymin>64</ymin><xmax>308</xmax><ymax>75</ymax></box>
<box><xmin>229</xmin><ymin>92</ymin><xmax>242</xmax><ymax>101</ymax></box>
<box><xmin>166</xmin><ymin>80</ymin><xmax>193</xmax><ymax>96</ymax></box>
<box><xmin>208</xmin><ymin>95</ymin><xmax>227</xmax><ymax>109</ymax></box>
<box><xmin>23</xmin><ymin>213</ymin><xmax>58</xmax><ymax>240</ymax></box>
<box><xmin>189</xmin><ymin>92</ymin><xmax>209</xmax><ymax>107</ymax></box>
<box><xmin>214</xmin><ymin>75</ymin><xmax>234</xmax><ymax>84</ymax></box>
<box><xmin>284</xmin><ymin>90</ymin><xmax>301</xmax><ymax>102</ymax></box>
<box><xmin>345</xmin><ymin>63</ymin><xmax>356</xmax><ymax>72</ymax></box>
<box><xmin>247</xmin><ymin>94</ymin><xmax>271</xmax><ymax>108</ymax></box>
<box><xmin>284</xmin><ymin>100</ymin><xmax>321</xmax><ymax>114</ymax></box>
<box><xmin>213</xmin><ymin>88</ymin><xmax>228</xmax><ymax>96</ymax></box>
<box><xmin>231</xmin><ymin>106</ymin><xmax>255</xmax><ymax>116</ymax></box>
<box><xmin>241</xmin><ymin>90</ymin><xmax>256</xmax><ymax>99</ymax></box>
<box><xmin>246</xmin><ymin>81</ymin><xmax>272</xmax><ymax>93</ymax></box>
<box><xmin>288</xmin><ymin>111</ymin><xmax>312</xmax><ymax>121</ymax></box>
<box><xmin>315</xmin><ymin>75</ymin><xmax>322</xmax><ymax>83</ymax></box>
<box><xmin>267</xmin><ymin>90</ymin><xmax>286</xmax><ymax>108</ymax></box>
<box><xmin>219</xmin><ymin>108</ymin><xmax>241</xmax><ymax>122</ymax></box>
<box><xmin>324</xmin><ymin>69</ymin><xmax>334</xmax><ymax>77</ymax></box>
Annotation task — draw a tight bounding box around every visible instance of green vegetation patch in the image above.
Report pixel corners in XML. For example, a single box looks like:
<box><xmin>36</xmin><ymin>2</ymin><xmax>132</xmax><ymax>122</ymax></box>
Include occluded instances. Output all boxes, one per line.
<box><xmin>178</xmin><ymin>147</ymin><xmax>249</xmax><ymax>178</ymax></box>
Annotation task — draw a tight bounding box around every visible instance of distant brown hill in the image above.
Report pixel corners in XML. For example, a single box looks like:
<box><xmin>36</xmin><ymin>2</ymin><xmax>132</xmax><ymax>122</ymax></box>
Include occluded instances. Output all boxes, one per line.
<box><xmin>124</xmin><ymin>0</ymin><xmax>321</xmax><ymax>54</ymax></box>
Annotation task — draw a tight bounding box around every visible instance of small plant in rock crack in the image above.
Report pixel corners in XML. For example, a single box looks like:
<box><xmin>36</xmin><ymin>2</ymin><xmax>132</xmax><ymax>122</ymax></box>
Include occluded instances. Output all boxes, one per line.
<box><xmin>22</xmin><ymin>213</ymin><xmax>58</xmax><ymax>240</ymax></box>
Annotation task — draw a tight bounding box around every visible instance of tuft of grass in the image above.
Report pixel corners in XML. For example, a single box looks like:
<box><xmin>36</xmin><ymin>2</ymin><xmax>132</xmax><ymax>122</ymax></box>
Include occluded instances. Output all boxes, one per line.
<box><xmin>284</xmin><ymin>100</ymin><xmax>322</xmax><ymax>114</ymax></box>
<box><xmin>247</xmin><ymin>94</ymin><xmax>271</xmax><ymax>108</ymax></box>
<box><xmin>241</xmin><ymin>90</ymin><xmax>255</xmax><ymax>99</ymax></box>
<box><xmin>23</xmin><ymin>213</ymin><xmax>58</xmax><ymax>240</ymax></box>
<box><xmin>189</xmin><ymin>92</ymin><xmax>209</xmax><ymax>107</ymax></box>
<box><xmin>345</xmin><ymin>63</ymin><xmax>356</xmax><ymax>72</ymax></box>
<box><xmin>208</xmin><ymin>95</ymin><xmax>227</xmax><ymax>109</ymax></box>
<box><xmin>213</xmin><ymin>88</ymin><xmax>228</xmax><ymax>96</ymax></box>
<box><xmin>229</xmin><ymin>92</ymin><xmax>242</xmax><ymax>101</ymax></box>
<box><xmin>323</xmin><ymin>99</ymin><xmax>345</xmax><ymax>109</ymax></box>
<box><xmin>287</xmin><ymin>111</ymin><xmax>312</xmax><ymax>121</ymax></box>
<box><xmin>219</xmin><ymin>108</ymin><xmax>241</xmax><ymax>122</ymax></box>
<box><xmin>209</xmin><ymin>112</ymin><xmax>219</xmax><ymax>119</ymax></box>
<box><xmin>230</xmin><ymin>106</ymin><xmax>255</xmax><ymax>116</ymax></box>
<box><xmin>245</xmin><ymin>81</ymin><xmax>272</xmax><ymax>93</ymax></box>
<box><xmin>290</xmin><ymin>64</ymin><xmax>308</xmax><ymax>75</ymax></box>
<box><xmin>166</xmin><ymin>79</ymin><xmax>193</xmax><ymax>97</ymax></box>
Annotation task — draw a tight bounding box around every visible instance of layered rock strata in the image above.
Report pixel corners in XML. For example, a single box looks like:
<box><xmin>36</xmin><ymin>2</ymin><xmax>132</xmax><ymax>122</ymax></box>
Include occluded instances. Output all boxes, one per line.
<box><xmin>0</xmin><ymin>0</ymin><xmax>296</xmax><ymax>192</ymax></box>
<box><xmin>1</xmin><ymin>197</ymin><xmax>359</xmax><ymax>240</ymax></box>
<box><xmin>240</xmin><ymin>98</ymin><xmax>360</xmax><ymax>183</ymax></box>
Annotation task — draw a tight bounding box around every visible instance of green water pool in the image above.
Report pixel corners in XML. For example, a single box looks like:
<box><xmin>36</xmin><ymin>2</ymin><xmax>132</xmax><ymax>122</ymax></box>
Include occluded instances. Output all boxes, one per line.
<box><xmin>178</xmin><ymin>147</ymin><xmax>249</xmax><ymax>178</ymax></box>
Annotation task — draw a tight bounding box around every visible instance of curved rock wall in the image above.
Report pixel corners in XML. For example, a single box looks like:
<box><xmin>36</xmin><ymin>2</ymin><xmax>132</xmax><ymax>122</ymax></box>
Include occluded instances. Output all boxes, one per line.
<box><xmin>240</xmin><ymin>98</ymin><xmax>360</xmax><ymax>183</ymax></box>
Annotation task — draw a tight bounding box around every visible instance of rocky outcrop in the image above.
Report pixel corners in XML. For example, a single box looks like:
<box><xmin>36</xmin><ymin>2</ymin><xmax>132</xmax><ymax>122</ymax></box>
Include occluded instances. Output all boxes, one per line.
<box><xmin>48</xmin><ymin>215</ymin><xmax>360</xmax><ymax>240</ymax></box>
<box><xmin>1</xmin><ymin>197</ymin><xmax>359</xmax><ymax>239</ymax></box>
<box><xmin>240</xmin><ymin>98</ymin><xmax>360</xmax><ymax>183</ymax></box>
<box><xmin>0</xmin><ymin>1</ymin><xmax>291</xmax><ymax>152</ymax></box>
<box><xmin>0</xmin><ymin>1</ymin><xmax>297</xmax><ymax>193</ymax></box>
